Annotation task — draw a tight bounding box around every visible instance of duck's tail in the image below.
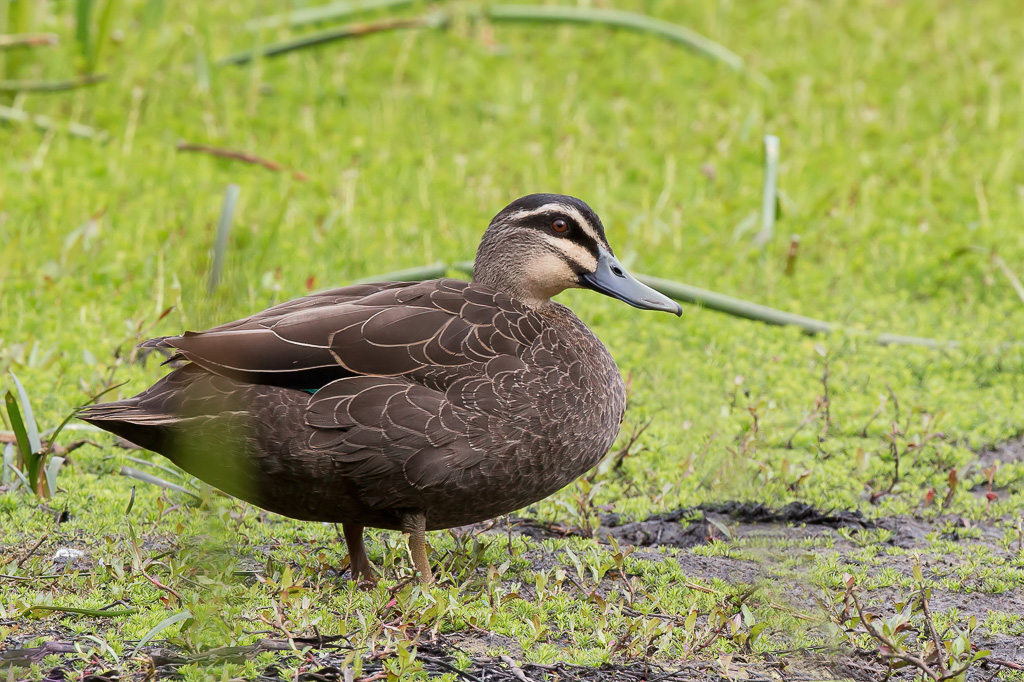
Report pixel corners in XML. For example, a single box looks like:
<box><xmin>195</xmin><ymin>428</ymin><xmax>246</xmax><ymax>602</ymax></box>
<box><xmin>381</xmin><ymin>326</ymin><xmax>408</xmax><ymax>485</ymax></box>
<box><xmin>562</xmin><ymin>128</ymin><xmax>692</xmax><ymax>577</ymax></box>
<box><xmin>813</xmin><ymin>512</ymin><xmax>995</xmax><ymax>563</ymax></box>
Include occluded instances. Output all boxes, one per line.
<box><xmin>77</xmin><ymin>364</ymin><xmax>208</xmax><ymax>453</ymax></box>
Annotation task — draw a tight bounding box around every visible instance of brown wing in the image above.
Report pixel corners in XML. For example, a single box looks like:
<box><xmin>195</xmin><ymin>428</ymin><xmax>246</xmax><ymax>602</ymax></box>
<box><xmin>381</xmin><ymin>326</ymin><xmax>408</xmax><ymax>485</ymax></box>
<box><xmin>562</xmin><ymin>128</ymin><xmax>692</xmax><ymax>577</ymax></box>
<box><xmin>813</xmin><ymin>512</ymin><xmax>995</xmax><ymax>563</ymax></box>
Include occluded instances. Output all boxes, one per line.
<box><xmin>302</xmin><ymin>348</ymin><xmax>536</xmax><ymax>509</ymax></box>
<box><xmin>146</xmin><ymin>279</ymin><xmax>542</xmax><ymax>390</ymax></box>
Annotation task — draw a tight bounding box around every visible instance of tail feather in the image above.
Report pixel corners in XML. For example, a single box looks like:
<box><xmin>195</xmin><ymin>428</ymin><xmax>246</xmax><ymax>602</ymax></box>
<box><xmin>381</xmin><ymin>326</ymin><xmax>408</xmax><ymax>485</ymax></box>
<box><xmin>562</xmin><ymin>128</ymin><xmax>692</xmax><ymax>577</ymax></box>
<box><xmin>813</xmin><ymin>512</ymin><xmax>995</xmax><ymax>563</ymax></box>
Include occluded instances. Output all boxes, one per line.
<box><xmin>137</xmin><ymin>335</ymin><xmax>177</xmax><ymax>350</ymax></box>
<box><xmin>78</xmin><ymin>363</ymin><xmax>213</xmax><ymax>452</ymax></box>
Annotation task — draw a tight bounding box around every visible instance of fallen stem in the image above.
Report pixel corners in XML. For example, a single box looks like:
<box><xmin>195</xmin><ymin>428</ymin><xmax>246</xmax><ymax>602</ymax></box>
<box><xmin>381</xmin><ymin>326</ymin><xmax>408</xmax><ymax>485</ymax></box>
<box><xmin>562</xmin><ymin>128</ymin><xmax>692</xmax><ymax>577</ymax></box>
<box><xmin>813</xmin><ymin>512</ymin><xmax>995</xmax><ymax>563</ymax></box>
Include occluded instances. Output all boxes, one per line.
<box><xmin>358</xmin><ymin>261</ymin><xmax>959</xmax><ymax>349</ymax></box>
<box><xmin>220</xmin><ymin>15</ymin><xmax>442</xmax><ymax>66</ymax></box>
<box><xmin>487</xmin><ymin>5</ymin><xmax>769</xmax><ymax>88</ymax></box>
<box><xmin>141</xmin><ymin>564</ymin><xmax>184</xmax><ymax>606</ymax></box>
<box><xmin>177</xmin><ymin>141</ymin><xmax>308</xmax><ymax>180</ymax></box>
<box><xmin>0</xmin><ymin>33</ymin><xmax>59</xmax><ymax>49</ymax></box>
<box><xmin>0</xmin><ymin>74</ymin><xmax>106</xmax><ymax>93</ymax></box>
<box><xmin>23</xmin><ymin>604</ymin><xmax>138</xmax><ymax>617</ymax></box>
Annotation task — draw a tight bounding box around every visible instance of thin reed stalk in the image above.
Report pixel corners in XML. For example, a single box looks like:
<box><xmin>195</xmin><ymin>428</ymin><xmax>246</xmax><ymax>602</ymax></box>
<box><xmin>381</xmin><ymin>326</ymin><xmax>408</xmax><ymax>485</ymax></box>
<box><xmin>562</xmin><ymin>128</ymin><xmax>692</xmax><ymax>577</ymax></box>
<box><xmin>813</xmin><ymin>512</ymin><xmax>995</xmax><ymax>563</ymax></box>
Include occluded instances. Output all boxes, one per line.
<box><xmin>486</xmin><ymin>5</ymin><xmax>769</xmax><ymax>88</ymax></box>
<box><xmin>220</xmin><ymin>15</ymin><xmax>442</xmax><ymax>66</ymax></box>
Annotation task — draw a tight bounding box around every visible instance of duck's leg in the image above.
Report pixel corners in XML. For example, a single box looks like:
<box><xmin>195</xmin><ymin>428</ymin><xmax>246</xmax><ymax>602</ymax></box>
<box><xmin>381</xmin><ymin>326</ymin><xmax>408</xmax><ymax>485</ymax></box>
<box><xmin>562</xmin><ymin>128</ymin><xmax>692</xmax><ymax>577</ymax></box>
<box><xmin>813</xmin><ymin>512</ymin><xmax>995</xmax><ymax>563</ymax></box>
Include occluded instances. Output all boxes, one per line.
<box><xmin>342</xmin><ymin>523</ymin><xmax>375</xmax><ymax>581</ymax></box>
<box><xmin>401</xmin><ymin>510</ymin><xmax>433</xmax><ymax>584</ymax></box>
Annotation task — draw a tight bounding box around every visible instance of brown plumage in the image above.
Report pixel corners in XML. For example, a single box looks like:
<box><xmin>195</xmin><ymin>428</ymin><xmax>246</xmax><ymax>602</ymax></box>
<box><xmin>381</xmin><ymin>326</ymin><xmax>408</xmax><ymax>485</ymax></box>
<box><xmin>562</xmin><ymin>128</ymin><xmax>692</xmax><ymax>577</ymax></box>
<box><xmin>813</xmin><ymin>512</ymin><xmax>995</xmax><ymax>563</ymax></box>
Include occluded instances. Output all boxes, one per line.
<box><xmin>79</xmin><ymin>194</ymin><xmax>681</xmax><ymax>582</ymax></box>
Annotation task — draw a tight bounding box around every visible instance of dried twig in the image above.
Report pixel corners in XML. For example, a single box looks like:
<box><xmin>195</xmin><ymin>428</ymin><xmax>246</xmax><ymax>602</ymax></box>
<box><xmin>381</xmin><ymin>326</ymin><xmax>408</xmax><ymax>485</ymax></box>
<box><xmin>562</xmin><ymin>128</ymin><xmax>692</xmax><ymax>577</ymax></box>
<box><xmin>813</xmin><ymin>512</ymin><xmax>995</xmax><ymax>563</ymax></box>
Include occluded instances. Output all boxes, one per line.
<box><xmin>418</xmin><ymin>655</ymin><xmax>483</xmax><ymax>682</ymax></box>
<box><xmin>991</xmin><ymin>252</ymin><xmax>1024</xmax><ymax>306</ymax></box>
<box><xmin>845</xmin><ymin>586</ymin><xmax>973</xmax><ymax>682</ymax></box>
<box><xmin>785</xmin><ymin>396</ymin><xmax>825</xmax><ymax>449</ymax></box>
<box><xmin>858</xmin><ymin>395</ymin><xmax>886</xmax><ymax>437</ymax></box>
<box><xmin>919</xmin><ymin>590</ymin><xmax>947</xmax><ymax>676</ymax></box>
<box><xmin>140</xmin><ymin>564</ymin><xmax>185</xmax><ymax>606</ymax></box>
<box><xmin>177</xmin><ymin>141</ymin><xmax>308</xmax><ymax>181</ymax></box>
<box><xmin>500</xmin><ymin>655</ymin><xmax>536</xmax><ymax>682</ymax></box>
<box><xmin>15</xmin><ymin>533</ymin><xmax>49</xmax><ymax>569</ymax></box>
<box><xmin>0</xmin><ymin>33</ymin><xmax>58</xmax><ymax>49</ymax></box>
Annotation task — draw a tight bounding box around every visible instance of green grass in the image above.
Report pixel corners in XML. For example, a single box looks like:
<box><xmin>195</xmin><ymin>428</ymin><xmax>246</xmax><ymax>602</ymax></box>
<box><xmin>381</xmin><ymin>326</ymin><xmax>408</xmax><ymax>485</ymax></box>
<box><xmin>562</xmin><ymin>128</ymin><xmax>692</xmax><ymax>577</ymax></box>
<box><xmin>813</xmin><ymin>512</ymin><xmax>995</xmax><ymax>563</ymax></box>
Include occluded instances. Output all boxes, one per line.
<box><xmin>2</xmin><ymin>0</ymin><xmax>1024</xmax><ymax>679</ymax></box>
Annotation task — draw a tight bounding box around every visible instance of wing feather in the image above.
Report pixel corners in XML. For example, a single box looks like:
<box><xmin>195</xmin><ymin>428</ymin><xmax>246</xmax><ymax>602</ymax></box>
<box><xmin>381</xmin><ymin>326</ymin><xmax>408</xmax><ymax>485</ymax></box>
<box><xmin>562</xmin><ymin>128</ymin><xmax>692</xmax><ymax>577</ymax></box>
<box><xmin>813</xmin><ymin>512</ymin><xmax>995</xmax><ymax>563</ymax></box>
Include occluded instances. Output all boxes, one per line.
<box><xmin>149</xmin><ymin>279</ymin><xmax>541</xmax><ymax>390</ymax></box>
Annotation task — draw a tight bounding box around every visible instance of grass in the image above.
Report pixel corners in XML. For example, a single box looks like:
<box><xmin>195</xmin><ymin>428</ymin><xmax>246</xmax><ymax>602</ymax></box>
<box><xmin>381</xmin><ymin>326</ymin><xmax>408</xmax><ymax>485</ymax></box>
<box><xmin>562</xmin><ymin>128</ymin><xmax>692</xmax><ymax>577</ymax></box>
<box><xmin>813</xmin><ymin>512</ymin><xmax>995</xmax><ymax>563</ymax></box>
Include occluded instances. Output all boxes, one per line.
<box><xmin>2</xmin><ymin>0</ymin><xmax>1024</xmax><ymax>679</ymax></box>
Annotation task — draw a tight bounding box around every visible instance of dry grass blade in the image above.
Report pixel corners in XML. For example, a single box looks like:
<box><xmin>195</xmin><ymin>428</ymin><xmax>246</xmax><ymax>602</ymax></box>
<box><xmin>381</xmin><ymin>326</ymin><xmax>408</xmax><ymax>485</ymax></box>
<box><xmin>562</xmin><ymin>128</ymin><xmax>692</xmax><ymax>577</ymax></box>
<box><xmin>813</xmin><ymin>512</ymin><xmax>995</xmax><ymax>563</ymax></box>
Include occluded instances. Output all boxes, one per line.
<box><xmin>177</xmin><ymin>141</ymin><xmax>308</xmax><ymax>180</ymax></box>
<box><xmin>0</xmin><ymin>33</ymin><xmax>59</xmax><ymax>49</ymax></box>
<box><xmin>1</xmin><ymin>443</ymin><xmax>16</xmax><ymax>485</ymax></box>
<box><xmin>487</xmin><ymin>5</ymin><xmax>769</xmax><ymax>88</ymax></box>
<box><xmin>0</xmin><ymin>104</ymin><xmax>107</xmax><ymax>139</ymax></box>
<box><xmin>245</xmin><ymin>0</ymin><xmax>421</xmax><ymax>31</ymax></box>
<box><xmin>219</xmin><ymin>15</ymin><xmax>443</xmax><ymax>66</ymax></box>
<box><xmin>753</xmin><ymin>134</ymin><xmax>780</xmax><ymax>248</ymax></box>
<box><xmin>0</xmin><ymin>74</ymin><xmax>106</xmax><ymax>92</ymax></box>
<box><xmin>208</xmin><ymin>184</ymin><xmax>240</xmax><ymax>293</ymax></box>
<box><xmin>991</xmin><ymin>253</ymin><xmax>1024</xmax><ymax>306</ymax></box>
<box><xmin>122</xmin><ymin>454</ymin><xmax>187</xmax><ymax>481</ymax></box>
<box><xmin>120</xmin><ymin>465</ymin><xmax>199</xmax><ymax>499</ymax></box>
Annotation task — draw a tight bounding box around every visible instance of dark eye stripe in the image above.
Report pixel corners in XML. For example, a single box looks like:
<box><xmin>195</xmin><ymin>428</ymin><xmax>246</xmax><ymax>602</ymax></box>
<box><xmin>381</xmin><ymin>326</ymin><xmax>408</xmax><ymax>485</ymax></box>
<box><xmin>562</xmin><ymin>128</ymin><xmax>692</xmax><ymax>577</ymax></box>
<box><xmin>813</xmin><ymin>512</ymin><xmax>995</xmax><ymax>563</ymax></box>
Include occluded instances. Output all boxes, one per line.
<box><xmin>526</xmin><ymin>212</ymin><xmax>600</xmax><ymax>258</ymax></box>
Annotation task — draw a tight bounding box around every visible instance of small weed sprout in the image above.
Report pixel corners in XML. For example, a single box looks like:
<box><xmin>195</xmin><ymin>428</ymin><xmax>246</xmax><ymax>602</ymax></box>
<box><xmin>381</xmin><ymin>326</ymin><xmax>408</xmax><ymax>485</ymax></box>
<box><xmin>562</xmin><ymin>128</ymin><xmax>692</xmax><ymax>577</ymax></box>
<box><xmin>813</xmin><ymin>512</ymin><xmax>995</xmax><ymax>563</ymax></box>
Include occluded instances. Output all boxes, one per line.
<box><xmin>822</xmin><ymin>571</ymin><xmax>992</xmax><ymax>681</ymax></box>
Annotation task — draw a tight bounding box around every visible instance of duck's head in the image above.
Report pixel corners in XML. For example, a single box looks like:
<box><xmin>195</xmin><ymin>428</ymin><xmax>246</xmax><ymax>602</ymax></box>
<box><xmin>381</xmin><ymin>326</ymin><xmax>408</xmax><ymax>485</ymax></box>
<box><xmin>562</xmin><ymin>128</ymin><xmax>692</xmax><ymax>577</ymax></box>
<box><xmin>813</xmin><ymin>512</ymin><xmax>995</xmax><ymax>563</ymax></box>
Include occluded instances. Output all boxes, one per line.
<box><xmin>473</xmin><ymin>193</ymin><xmax>682</xmax><ymax>315</ymax></box>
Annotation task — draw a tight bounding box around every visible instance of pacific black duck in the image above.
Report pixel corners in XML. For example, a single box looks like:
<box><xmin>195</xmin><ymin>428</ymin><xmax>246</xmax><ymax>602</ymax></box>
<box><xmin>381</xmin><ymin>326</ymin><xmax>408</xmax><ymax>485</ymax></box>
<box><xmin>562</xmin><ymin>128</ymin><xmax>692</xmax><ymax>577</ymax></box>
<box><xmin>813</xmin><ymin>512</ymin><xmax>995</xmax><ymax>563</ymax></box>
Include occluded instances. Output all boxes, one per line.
<box><xmin>80</xmin><ymin>194</ymin><xmax>681</xmax><ymax>582</ymax></box>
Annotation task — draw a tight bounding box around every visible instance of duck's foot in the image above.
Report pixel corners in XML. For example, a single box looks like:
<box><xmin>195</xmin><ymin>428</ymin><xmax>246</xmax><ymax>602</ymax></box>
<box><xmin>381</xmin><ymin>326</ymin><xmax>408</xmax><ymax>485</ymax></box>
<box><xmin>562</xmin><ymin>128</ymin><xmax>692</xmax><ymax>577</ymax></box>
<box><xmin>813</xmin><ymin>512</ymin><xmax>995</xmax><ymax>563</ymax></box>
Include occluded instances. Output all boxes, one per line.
<box><xmin>342</xmin><ymin>522</ymin><xmax>377</xmax><ymax>584</ymax></box>
<box><xmin>401</xmin><ymin>510</ymin><xmax>433</xmax><ymax>584</ymax></box>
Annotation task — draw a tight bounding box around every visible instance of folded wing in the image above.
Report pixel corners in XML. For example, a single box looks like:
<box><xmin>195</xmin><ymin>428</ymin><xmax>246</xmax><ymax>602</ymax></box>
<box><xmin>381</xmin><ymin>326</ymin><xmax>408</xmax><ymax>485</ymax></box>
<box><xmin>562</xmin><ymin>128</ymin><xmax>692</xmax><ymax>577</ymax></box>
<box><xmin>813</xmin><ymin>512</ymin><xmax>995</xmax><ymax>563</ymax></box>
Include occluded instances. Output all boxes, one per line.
<box><xmin>148</xmin><ymin>279</ymin><xmax>542</xmax><ymax>390</ymax></box>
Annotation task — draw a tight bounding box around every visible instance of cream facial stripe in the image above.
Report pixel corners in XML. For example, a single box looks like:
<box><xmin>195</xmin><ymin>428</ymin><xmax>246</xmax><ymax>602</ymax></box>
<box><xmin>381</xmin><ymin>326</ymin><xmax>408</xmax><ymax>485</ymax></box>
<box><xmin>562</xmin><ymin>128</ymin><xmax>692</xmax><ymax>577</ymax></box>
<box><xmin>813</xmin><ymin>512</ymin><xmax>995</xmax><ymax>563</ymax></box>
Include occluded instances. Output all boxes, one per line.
<box><xmin>505</xmin><ymin>203</ymin><xmax>603</xmax><ymax>245</ymax></box>
<box><xmin>540</xmin><ymin>234</ymin><xmax>599</xmax><ymax>272</ymax></box>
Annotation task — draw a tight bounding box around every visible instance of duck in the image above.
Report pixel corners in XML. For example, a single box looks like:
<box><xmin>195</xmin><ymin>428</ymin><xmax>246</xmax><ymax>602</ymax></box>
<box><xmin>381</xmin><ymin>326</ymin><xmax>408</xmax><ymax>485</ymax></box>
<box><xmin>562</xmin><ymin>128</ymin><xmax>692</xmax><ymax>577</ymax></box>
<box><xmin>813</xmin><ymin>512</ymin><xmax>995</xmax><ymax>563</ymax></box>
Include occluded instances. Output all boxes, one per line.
<box><xmin>79</xmin><ymin>194</ymin><xmax>681</xmax><ymax>583</ymax></box>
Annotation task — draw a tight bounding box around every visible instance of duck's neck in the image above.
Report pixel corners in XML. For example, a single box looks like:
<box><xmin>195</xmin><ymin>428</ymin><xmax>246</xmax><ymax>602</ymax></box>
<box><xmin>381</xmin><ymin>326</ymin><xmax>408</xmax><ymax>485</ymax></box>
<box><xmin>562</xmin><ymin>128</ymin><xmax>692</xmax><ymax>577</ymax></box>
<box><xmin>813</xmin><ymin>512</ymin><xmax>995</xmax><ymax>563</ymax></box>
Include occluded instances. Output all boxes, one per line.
<box><xmin>473</xmin><ymin>250</ymin><xmax>561</xmax><ymax>311</ymax></box>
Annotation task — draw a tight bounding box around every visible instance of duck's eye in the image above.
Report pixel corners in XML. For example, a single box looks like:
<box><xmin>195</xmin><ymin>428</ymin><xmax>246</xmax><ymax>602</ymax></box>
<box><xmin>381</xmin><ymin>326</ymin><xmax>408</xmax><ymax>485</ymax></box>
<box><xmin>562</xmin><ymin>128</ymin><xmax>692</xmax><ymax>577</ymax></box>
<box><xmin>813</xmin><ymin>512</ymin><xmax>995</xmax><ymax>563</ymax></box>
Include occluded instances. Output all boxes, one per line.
<box><xmin>552</xmin><ymin>219</ymin><xmax>569</xmax><ymax>233</ymax></box>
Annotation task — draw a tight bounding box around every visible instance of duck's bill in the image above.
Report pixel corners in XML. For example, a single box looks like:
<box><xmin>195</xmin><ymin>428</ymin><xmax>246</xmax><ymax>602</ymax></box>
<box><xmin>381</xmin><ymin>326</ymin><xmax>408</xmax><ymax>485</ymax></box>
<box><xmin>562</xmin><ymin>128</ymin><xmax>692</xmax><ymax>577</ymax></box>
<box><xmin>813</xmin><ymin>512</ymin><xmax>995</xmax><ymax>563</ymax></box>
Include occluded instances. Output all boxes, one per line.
<box><xmin>580</xmin><ymin>247</ymin><xmax>683</xmax><ymax>316</ymax></box>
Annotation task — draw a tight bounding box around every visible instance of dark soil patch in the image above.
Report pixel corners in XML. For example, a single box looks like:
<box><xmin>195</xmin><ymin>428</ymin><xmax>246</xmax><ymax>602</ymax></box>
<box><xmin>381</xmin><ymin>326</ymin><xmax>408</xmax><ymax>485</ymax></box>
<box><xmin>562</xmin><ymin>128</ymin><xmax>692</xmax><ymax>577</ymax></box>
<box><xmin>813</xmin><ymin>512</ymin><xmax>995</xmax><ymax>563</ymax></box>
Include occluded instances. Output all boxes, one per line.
<box><xmin>977</xmin><ymin>437</ymin><xmax>1024</xmax><ymax>468</ymax></box>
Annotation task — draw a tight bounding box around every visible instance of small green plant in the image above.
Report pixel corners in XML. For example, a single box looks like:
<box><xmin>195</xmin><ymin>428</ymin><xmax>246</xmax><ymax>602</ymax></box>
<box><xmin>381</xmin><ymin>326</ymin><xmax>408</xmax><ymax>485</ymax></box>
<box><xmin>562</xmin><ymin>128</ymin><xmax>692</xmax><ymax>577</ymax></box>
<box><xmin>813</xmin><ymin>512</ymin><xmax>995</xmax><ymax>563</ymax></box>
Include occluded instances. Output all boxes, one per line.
<box><xmin>823</xmin><ymin>571</ymin><xmax>992</xmax><ymax>681</ymax></box>
<box><xmin>75</xmin><ymin>0</ymin><xmax>121</xmax><ymax>74</ymax></box>
<box><xmin>2</xmin><ymin>371</ymin><xmax>77</xmax><ymax>498</ymax></box>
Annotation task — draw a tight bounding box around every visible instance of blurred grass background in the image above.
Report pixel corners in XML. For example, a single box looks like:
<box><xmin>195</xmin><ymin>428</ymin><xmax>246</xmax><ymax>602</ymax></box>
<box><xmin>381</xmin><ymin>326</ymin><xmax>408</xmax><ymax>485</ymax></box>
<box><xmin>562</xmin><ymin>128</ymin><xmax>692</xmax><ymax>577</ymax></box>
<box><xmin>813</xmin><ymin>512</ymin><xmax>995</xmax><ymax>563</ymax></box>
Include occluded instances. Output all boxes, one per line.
<box><xmin>1</xmin><ymin>0</ymin><xmax>1024</xmax><ymax>677</ymax></box>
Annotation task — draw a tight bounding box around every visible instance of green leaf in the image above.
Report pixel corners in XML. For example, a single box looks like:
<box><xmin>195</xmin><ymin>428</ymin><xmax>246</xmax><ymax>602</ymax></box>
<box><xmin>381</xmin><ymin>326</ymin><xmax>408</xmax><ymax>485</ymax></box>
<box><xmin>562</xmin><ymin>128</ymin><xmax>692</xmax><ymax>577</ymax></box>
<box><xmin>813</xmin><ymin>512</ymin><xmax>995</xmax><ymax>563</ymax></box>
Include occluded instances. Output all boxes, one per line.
<box><xmin>88</xmin><ymin>0</ymin><xmax>119</xmax><ymax>73</ymax></box>
<box><xmin>3</xmin><ymin>390</ymin><xmax>32</xmax><ymax>464</ymax></box>
<box><xmin>9</xmin><ymin>372</ymin><xmax>41</xmax><ymax>454</ymax></box>
<box><xmin>75</xmin><ymin>0</ymin><xmax>94</xmax><ymax>65</ymax></box>
<box><xmin>130</xmin><ymin>610</ymin><xmax>192</xmax><ymax>657</ymax></box>
<box><xmin>44</xmin><ymin>456</ymin><xmax>65</xmax><ymax>498</ymax></box>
